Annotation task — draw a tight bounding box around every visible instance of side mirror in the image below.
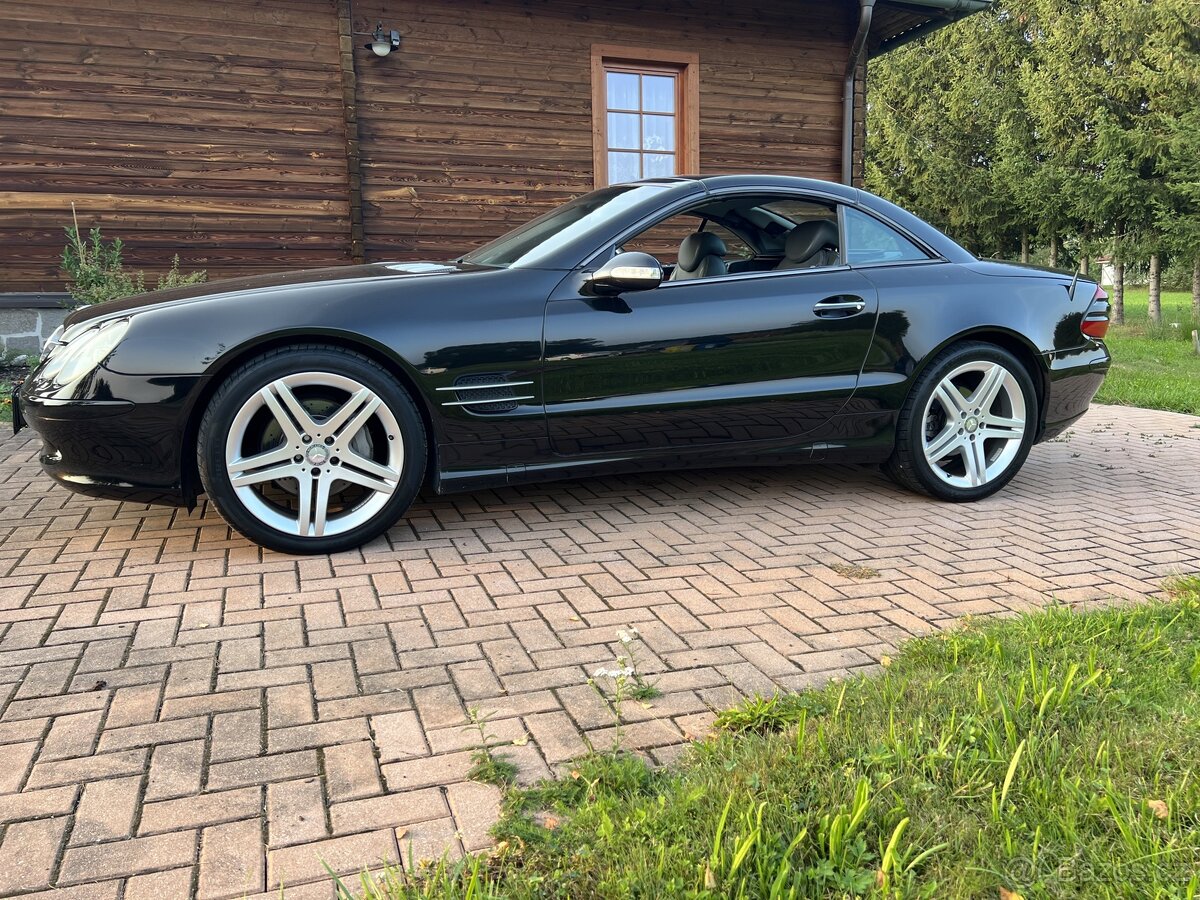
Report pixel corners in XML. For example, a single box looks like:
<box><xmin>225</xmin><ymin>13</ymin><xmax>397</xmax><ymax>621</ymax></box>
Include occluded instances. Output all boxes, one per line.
<box><xmin>583</xmin><ymin>252</ymin><xmax>664</xmax><ymax>296</ymax></box>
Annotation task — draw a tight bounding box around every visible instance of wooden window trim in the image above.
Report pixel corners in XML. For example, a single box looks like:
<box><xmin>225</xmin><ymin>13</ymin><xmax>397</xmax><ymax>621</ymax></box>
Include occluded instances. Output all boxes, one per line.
<box><xmin>591</xmin><ymin>44</ymin><xmax>700</xmax><ymax>189</ymax></box>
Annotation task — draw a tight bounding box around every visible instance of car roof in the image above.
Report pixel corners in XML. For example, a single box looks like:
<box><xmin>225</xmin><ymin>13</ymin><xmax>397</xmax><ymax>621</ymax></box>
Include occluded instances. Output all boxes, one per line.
<box><xmin>701</xmin><ymin>174</ymin><xmax>862</xmax><ymax>202</ymax></box>
<box><xmin>636</xmin><ymin>174</ymin><xmax>861</xmax><ymax>202</ymax></box>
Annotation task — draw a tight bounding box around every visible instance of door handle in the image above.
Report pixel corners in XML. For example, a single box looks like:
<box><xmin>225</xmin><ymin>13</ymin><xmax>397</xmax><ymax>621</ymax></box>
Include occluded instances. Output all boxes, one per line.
<box><xmin>814</xmin><ymin>295</ymin><xmax>866</xmax><ymax>317</ymax></box>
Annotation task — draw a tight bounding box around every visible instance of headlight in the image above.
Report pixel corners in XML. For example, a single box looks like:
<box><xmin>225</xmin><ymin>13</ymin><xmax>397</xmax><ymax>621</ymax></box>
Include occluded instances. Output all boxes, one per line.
<box><xmin>40</xmin><ymin>318</ymin><xmax>131</xmax><ymax>386</ymax></box>
<box><xmin>41</xmin><ymin>324</ymin><xmax>65</xmax><ymax>356</ymax></box>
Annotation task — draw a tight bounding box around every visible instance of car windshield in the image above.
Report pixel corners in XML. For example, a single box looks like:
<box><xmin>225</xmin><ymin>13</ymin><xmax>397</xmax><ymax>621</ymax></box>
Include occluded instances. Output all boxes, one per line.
<box><xmin>460</xmin><ymin>183</ymin><xmax>675</xmax><ymax>269</ymax></box>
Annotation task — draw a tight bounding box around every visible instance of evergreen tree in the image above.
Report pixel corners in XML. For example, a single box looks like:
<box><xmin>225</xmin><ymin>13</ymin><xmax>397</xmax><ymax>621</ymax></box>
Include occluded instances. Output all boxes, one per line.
<box><xmin>865</xmin><ymin>0</ymin><xmax>1198</xmax><ymax>324</ymax></box>
<box><xmin>1146</xmin><ymin>0</ymin><xmax>1200</xmax><ymax>319</ymax></box>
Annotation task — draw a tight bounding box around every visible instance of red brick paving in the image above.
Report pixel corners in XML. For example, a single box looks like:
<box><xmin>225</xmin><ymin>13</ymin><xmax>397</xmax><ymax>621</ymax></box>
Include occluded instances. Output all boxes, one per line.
<box><xmin>1</xmin><ymin>405</ymin><xmax>1198</xmax><ymax>897</ymax></box>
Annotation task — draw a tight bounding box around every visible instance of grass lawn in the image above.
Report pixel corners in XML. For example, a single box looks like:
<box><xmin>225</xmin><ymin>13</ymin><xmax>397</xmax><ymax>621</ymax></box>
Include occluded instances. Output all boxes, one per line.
<box><xmin>348</xmin><ymin>577</ymin><xmax>1200</xmax><ymax>899</ymax></box>
<box><xmin>0</xmin><ymin>354</ymin><xmax>36</xmax><ymax>425</ymax></box>
<box><xmin>0</xmin><ymin>372</ymin><xmax>20</xmax><ymax>424</ymax></box>
<box><xmin>1098</xmin><ymin>289</ymin><xmax>1200</xmax><ymax>416</ymax></box>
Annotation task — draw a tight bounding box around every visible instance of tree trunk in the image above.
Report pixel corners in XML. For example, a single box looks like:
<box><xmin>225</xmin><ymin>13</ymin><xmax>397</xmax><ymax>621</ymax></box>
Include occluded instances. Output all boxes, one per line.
<box><xmin>1112</xmin><ymin>257</ymin><xmax>1125</xmax><ymax>325</ymax></box>
<box><xmin>1148</xmin><ymin>254</ymin><xmax>1162</xmax><ymax>323</ymax></box>
<box><xmin>1020</xmin><ymin>230</ymin><xmax>1030</xmax><ymax>264</ymax></box>
<box><xmin>1049</xmin><ymin>234</ymin><xmax>1059</xmax><ymax>268</ymax></box>
<box><xmin>1193</xmin><ymin>256</ymin><xmax>1200</xmax><ymax>323</ymax></box>
<box><xmin>1079</xmin><ymin>228</ymin><xmax>1089</xmax><ymax>276</ymax></box>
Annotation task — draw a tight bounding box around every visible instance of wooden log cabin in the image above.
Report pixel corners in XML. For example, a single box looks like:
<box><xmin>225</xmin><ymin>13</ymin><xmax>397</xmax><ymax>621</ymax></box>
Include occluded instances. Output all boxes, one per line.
<box><xmin>0</xmin><ymin>0</ymin><xmax>989</xmax><ymax>310</ymax></box>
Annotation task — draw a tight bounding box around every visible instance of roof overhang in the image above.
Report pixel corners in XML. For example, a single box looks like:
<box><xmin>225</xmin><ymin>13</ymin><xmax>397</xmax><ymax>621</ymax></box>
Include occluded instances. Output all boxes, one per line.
<box><xmin>840</xmin><ymin>0</ymin><xmax>992</xmax><ymax>184</ymax></box>
<box><xmin>867</xmin><ymin>0</ymin><xmax>993</xmax><ymax>57</ymax></box>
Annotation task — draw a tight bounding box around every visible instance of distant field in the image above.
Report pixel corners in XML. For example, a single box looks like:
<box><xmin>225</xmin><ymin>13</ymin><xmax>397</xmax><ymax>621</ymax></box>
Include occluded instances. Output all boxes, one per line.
<box><xmin>1097</xmin><ymin>288</ymin><xmax>1200</xmax><ymax>416</ymax></box>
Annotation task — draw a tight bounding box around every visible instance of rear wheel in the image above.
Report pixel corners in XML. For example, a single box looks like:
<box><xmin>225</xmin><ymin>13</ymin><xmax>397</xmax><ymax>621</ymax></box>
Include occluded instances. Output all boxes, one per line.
<box><xmin>884</xmin><ymin>342</ymin><xmax>1036</xmax><ymax>501</ymax></box>
<box><xmin>198</xmin><ymin>346</ymin><xmax>425</xmax><ymax>554</ymax></box>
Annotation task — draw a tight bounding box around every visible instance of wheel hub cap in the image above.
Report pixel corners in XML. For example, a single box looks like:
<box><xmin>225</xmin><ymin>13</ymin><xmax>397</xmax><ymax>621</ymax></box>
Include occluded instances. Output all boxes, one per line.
<box><xmin>920</xmin><ymin>361</ymin><xmax>1027</xmax><ymax>490</ymax></box>
<box><xmin>224</xmin><ymin>372</ymin><xmax>404</xmax><ymax>539</ymax></box>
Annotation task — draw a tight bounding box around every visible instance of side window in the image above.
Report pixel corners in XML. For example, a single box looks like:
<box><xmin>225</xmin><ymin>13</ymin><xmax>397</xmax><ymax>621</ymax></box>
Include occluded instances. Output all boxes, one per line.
<box><xmin>621</xmin><ymin>216</ymin><xmax>752</xmax><ymax>265</ymax></box>
<box><xmin>843</xmin><ymin>207</ymin><xmax>928</xmax><ymax>265</ymax></box>
<box><xmin>621</xmin><ymin>213</ymin><xmax>701</xmax><ymax>264</ymax></box>
<box><xmin>701</xmin><ymin>224</ymin><xmax>754</xmax><ymax>261</ymax></box>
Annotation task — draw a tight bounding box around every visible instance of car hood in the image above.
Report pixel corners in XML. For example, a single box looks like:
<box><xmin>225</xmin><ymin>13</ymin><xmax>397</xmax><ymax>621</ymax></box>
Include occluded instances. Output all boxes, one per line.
<box><xmin>62</xmin><ymin>261</ymin><xmax>488</xmax><ymax>332</ymax></box>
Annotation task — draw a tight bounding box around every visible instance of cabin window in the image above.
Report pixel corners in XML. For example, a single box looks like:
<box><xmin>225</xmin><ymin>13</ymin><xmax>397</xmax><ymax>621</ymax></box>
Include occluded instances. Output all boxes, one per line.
<box><xmin>591</xmin><ymin>46</ymin><xmax>699</xmax><ymax>188</ymax></box>
<box><xmin>842</xmin><ymin>207</ymin><xmax>929</xmax><ymax>265</ymax></box>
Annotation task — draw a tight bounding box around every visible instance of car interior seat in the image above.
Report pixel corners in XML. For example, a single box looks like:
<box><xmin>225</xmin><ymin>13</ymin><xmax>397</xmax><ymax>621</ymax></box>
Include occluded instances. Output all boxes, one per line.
<box><xmin>670</xmin><ymin>232</ymin><xmax>728</xmax><ymax>281</ymax></box>
<box><xmin>775</xmin><ymin>220</ymin><xmax>839</xmax><ymax>269</ymax></box>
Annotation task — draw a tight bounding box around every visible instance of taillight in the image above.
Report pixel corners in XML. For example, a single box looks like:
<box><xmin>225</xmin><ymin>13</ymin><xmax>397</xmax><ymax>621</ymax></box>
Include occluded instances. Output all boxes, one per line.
<box><xmin>1081</xmin><ymin>286</ymin><xmax>1110</xmax><ymax>339</ymax></box>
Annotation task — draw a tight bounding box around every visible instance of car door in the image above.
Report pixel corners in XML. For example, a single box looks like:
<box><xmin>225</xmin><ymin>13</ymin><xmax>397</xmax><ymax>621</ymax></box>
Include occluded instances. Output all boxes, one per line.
<box><xmin>542</xmin><ymin>258</ymin><xmax>880</xmax><ymax>457</ymax></box>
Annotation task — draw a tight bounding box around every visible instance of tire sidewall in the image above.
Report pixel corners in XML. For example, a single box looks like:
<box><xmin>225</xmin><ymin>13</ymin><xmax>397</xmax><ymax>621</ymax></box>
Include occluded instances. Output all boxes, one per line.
<box><xmin>903</xmin><ymin>344</ymin><xmax>1037</xmax><ymax>502</ymax></box>
<box><xmin>198</xmin><ymin>348</ymin><xmax>425</xmax><ymax>555</ymax></box>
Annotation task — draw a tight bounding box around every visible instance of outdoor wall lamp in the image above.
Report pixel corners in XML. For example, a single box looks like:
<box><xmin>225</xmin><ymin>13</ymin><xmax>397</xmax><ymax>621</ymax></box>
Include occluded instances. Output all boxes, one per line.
<box><xmin>364</xmin><ymin>22</ymin><xmax>400</xmax><ymax>57</ymax></box>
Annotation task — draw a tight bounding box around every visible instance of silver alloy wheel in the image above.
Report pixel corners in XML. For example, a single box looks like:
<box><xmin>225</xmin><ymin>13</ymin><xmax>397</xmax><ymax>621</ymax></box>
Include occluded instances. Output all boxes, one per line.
<box><xmin>921</xmin><ymin>361</ymin><xmax>1026</xmax><ymax>489</ymax></box>
<box><xmin>224</xmin><ymin>372</ymin><xmax>404</xmax><ymax>538</ymax></box>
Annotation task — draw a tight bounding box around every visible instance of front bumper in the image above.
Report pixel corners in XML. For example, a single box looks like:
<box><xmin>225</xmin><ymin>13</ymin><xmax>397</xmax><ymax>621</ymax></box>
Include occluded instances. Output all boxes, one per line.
<box><xmin>17</xmin><ymin>370</ymin><xmax>203</xmax><ymax>507</ymax></box>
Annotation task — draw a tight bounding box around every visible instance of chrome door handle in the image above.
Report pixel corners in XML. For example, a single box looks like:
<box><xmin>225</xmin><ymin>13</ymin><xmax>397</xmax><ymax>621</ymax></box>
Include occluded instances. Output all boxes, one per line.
<box><xmin>814</xmin><ymin>295</ymin><xmax>866</xmax><ymax>317</ymax></box>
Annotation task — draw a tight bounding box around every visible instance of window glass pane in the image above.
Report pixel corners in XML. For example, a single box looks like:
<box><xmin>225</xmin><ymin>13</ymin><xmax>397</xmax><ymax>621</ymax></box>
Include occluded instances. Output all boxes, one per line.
<box><xmin>608</xmin><ymin>151</ymin><xmax>641</xmax><ymax>185</ymax></box>
<box><xmin>463</xmin><ymin>183</ymin><xmax>676</xmax><ymax>268</ymax></box>
<box><xmin>621</xmin><ymin>207</ymin><xmax>754</xmax><ymax>271</ymax></box>
<box><xmin>619</xmin><ymin>211</ymin><xmax>699</xmax><ymax>264</ymax></box>
<box><xmin>643</xmin><ymin>153</ymin><xmax>676</xmax><ymax>178</ymax></box>
<box><xmin>843</xmin><ymin>207</ymin><xmax>928</xmax><ymax>264</ymax></box>
<box><xmin>642</xmin><ymin>75</ymin><xmax>675</xmax><ymax>113</ymax></box>
<box><xmin>759</xmin><ymin>199</ymin><xmax>838</xmax><ymax>226</ymax></box>
<box><xmin>707</xmin><ymin>223</ymin><xmax>755</xmax><ymax>261</ymax></box>
<box><xmin>607</xmin><ymin>113</ymin><xmax>640</xmax><ymax>150</ymax></box>
<box><xmin>642</xmin><ymin>114</ymin><xmax>675</xmax><ymax>151</ymax></box>
<box><xmin>606</xmin><ymin>72</ymin><xmax>639</xmax><ymax>110</ymax></box>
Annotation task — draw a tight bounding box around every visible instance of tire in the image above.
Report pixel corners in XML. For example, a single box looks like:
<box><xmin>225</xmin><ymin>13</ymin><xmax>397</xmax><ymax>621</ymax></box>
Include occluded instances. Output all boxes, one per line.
<box><xmin>197</xmin><ymin>345</ymin><xmax>426</xmax><ymax>554</ymax></box>
<box><xmin>884</xmin><ymin>341</ymin><xmax>1037</xmax><ymax>502</ymax></box>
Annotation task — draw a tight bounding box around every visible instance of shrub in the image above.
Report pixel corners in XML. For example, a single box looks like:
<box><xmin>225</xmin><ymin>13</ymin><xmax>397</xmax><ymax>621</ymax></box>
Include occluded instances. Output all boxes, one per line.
<box><xmin>62</xmin><ymin>206</ymin><xmax>205</xmax><ymax>305</ymax></box>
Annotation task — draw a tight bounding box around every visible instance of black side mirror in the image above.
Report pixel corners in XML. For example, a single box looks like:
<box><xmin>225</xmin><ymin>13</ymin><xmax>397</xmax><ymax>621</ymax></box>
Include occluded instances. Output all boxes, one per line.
<box><xmin>583</xmin><ymin>251</ymin><xmax>664</xmax><ymax>296</ymax></box>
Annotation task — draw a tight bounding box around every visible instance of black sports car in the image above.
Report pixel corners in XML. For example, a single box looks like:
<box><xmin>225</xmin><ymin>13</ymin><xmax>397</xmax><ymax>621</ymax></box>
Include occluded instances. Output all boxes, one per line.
<box><xmin>15</xmin><ymin>176</ymin><xmax>1111</xmax><ymax>554</ymax></box>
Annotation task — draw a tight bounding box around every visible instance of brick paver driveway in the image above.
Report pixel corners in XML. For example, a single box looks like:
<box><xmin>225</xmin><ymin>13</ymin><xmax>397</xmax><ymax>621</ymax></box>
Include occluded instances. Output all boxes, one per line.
<box><xmin>1</xmin><ymin>404</ymin><xmax>1198</xmax><ymax>898</ymax></box>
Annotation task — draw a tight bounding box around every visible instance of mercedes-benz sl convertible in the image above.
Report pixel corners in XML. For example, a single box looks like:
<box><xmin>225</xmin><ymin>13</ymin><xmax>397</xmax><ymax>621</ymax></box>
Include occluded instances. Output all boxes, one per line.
<box><xmin>15</xmin><ymin>176</ymin><xmax>1111</xmax><ymax>554</ymax></box>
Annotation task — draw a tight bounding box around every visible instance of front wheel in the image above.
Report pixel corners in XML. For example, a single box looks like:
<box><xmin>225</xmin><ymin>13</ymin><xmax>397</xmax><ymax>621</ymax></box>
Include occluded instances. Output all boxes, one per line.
<box><xmin>884</xmin><ymin>342</ymin><xmax>1037</xmax><ymax>501</ymax></box>
<box><xmin>198</xmin><ymin>346</ymin><xmax>426</xmax><ymax>554</ymax></box>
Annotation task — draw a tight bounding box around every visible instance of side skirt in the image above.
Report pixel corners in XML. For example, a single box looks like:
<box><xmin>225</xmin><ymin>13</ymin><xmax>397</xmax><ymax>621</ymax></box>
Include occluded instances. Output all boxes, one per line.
<box><xmin>433</xmin><ymin>411</ymin><xmax>898</xmax><ymax>495</ymax></box>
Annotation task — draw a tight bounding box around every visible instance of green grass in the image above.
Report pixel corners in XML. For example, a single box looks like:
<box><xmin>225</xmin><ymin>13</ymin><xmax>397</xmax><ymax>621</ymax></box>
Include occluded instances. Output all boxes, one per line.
<box><xmin>467</xmin><ymin>750</ymin><xmax>518</xmax><ymax>789</ymax></box>
<box><xmin>0</xmin><ymin>350</ymin><xmax>39</xmax><ymax>425</ymax></box>
<box><xmin>340</xmin><ymin>577</ymin><xmax>1200</xmax><ymax>899</ymax></box>
<box><xmin>1098</xmin><ymin>289</ymin><xmax>1200</xmax><ymax>415</ymax></box>
<box><xmin>0</xmin><ymin>376</ymin><xmax>22</xmax><ymax>424</ymax></box>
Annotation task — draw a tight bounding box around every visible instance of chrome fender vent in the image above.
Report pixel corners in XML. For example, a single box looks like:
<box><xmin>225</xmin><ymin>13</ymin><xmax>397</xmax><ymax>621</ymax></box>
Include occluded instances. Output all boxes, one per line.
<box><xmin>436</xmin><ymin>374</ymin><xmax>533</xmax><ymax>413</ymax></box>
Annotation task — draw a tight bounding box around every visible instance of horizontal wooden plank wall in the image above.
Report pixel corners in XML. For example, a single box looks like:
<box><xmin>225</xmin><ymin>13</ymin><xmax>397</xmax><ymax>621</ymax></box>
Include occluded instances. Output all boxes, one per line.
<box><xmin>351</xmin><ymin>0</ymin><xmax>854</xmax><ymax>261</ymax></box>
<box><xmin>0</xmin><ymin>0</ymin><xmax>855</xmax><ymax>290</ymax></box>
<box><xmin>0</xmin><ymin>0</ymin><xmax>353</xmax><ymax>292</ymax></box>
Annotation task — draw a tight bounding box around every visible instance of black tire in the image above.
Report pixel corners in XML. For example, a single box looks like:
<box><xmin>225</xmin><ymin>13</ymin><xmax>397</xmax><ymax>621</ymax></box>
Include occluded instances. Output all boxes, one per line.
<box><xmin>197</xmin><ymin>345</ymin><xmax>426</xmax><ymax>554</ymax></box>
<box><xmin>884</xmin><ymin>341</ymin><xmax>1037</xmax><ymax>502</ymax></box>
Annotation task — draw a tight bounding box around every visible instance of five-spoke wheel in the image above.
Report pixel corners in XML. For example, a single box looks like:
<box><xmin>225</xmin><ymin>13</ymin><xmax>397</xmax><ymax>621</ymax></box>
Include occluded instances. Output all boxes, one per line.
<box><xmin>920</xmin><ymin>361</ymin><xmax>1027</xmax><ymax>489</ymax></box>
<box><xmin>886</xmin><ymin>342</ymin><xmax>1036</xmax><ymax>501</ymax></box>
<box><xmin>199</xmin><ymin>347</ymin><xmax>425</xmax><ymax>554</ymax></box>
